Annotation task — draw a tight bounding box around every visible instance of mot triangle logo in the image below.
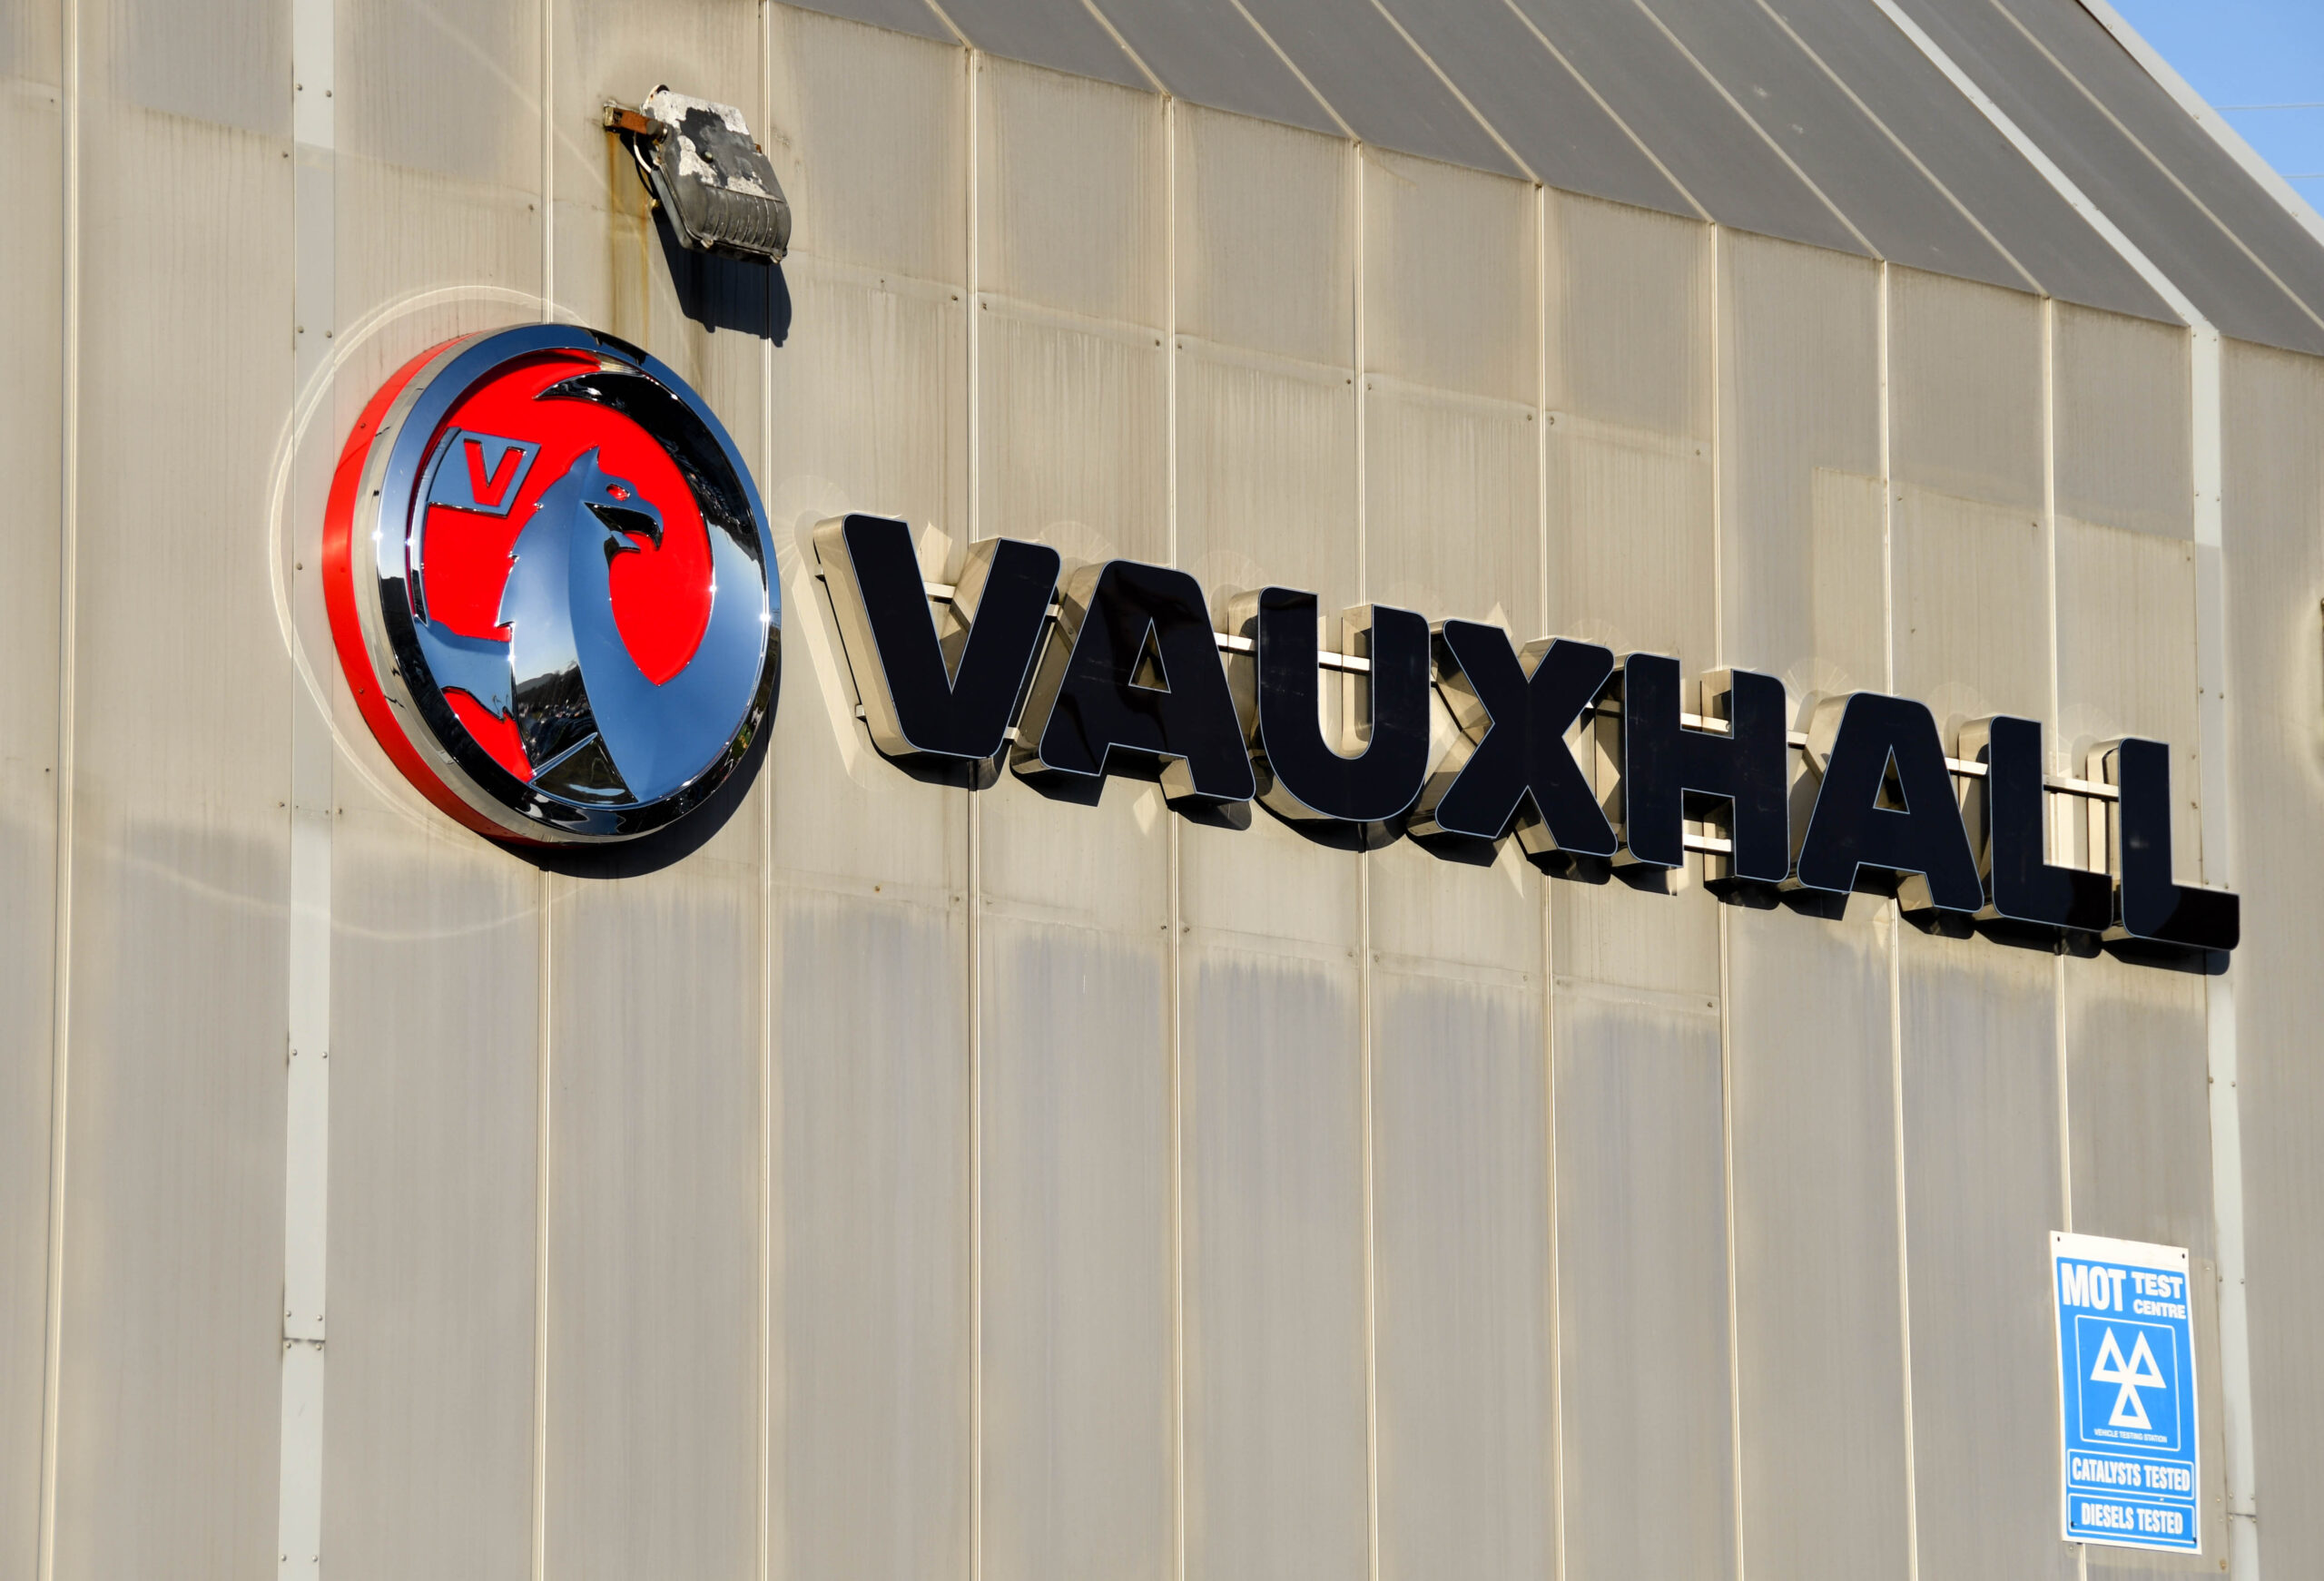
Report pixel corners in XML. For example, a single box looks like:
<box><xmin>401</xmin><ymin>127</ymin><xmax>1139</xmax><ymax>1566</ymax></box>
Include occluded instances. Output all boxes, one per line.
<box><xmin>2091</xmin><ymin>1327</ymin><xmax>2169</xmax><ymax>1429</ymax></box>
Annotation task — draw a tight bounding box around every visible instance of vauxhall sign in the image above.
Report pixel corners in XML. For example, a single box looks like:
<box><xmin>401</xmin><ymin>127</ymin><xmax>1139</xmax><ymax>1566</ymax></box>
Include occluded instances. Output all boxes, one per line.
<box><xmin>325</xmin><ymin>323</ymin><xmax>2235</xmax><ymax>957</ymax></box>
<box><xmin>815</xmin><ymin>512</ymin><xmax>2238</xmax><ymax>957</ymax></box>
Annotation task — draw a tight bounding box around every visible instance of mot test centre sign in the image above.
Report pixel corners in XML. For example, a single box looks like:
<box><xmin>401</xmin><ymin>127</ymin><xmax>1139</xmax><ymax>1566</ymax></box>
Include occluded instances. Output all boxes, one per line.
<box><xmin>2053</xmin><ymin>1232</ymin><xmax>2200</xmax><ymax>1552</ymax></box>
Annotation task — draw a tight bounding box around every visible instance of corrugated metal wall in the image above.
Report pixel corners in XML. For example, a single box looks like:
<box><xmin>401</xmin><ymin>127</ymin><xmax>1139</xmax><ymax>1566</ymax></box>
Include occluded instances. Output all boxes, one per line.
<box><xmin>3</xmin><ymin>1</ymin><xmax>2318</xmax><ymax>1577</ymax></box>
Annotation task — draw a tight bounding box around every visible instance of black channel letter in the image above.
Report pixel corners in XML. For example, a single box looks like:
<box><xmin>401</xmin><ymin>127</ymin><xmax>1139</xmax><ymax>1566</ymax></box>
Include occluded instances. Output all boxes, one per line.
<box><xmin>1012</xmin><ymin>560</ymin><xmax>1256</xmax><ymax>806</ymax></box>
<box><xmin>2096</xmin><ymin>737</ymin><xmax>2240</xmax><ymax>951</ymax></box>
<box><xmin>1232</xmin><ymin>588</ymin><xmax>1431</xmax><ymax>827</ymax></box>
<box><xmin>814</xmin><ymin>514</ymin><xmax>1060</xmax><ymax>763</ymax></box>
<box><xmin>1619</xmin><ymin>654</ymin><xmax>1791</xmax><ymax>883</ymax></box>
<box><xmin>1960</xmin><ymin>715</ymin><xmax>2112</xmax><ymax>935</ymax></box>
<box><xmin>1794</xmin><ymin>692</ymin><xmax>1982</xmax><ymax>914</ymax></box>
<box><xmin>1410</xmin><ymin>623</ymin><xmax>1617</xmax><ymax>862</ymax></box>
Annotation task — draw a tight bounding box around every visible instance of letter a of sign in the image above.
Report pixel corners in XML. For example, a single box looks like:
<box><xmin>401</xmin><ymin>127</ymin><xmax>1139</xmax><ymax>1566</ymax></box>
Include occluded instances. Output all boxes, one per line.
<box><xmin>816</xmin><ymin>514</ymin><xmax>1061</xmax><ymax>766</ymax></box>
<box><xmin>1013</xmin><ymin>560</ymin><xmax>1257</xmax><ymax>807</ymax></box>
<box><xmin>1794</xmin><ymin>692</ymin><xmax>1983</xmax><ymax>913</ymax></box>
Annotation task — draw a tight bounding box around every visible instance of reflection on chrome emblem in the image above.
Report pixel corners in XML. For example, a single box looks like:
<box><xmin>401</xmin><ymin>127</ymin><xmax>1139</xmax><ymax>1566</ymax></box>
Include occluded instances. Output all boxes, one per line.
<box><xmin>324</xmin><ymin>325</ymin><xmax>780</xmax><ymax>843</ymax></box>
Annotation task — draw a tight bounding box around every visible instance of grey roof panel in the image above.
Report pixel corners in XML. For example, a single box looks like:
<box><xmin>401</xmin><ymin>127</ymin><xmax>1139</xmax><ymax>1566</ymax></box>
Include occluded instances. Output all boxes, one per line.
<box><xmin>1768</xmin><ymin>0</ymin><xmax>2173</xmax><ymax>322</ymax></box>
<box><xmin>935</xmin><ymin>0</ymin><xmax>1150</xmax><ymax>88</ymax></box>
<box><xmin>1889</xmin><ymin>0</ymin><xmax>2324</xmax><ymax>352</ymax></box>
<box><xmin>785</xmin><ymin>0</ymin><xmax>958</xmax><ymax>44</ymax></box>
<box><xmin>1504</xmin><ymin>0</ymin><xmax>1866</xmax><ymax>256</ymax></box>
<box><xmin>1997</xmin><ymin>0</ymin><xmax>2324</xmax><ymax>336</ymax></box>
<box><xmin>1090</xmin><ymin>0</ymin><xmax>1340</xmax><ymax>135</ymax></box>
<box><xmin>1235</xmin><ymin>0</ymin><xmax>1524</xmax><ymax>177</ymax></box>
<box><xmin>1640</xmin><ymin>0</ymin><xmax>2026</xmax><ymax>289</ymax></box>
<box><xmin>1375</xmin><ymin>0</ymin><xmax>1697</xmax><ymax>216</ymax></box>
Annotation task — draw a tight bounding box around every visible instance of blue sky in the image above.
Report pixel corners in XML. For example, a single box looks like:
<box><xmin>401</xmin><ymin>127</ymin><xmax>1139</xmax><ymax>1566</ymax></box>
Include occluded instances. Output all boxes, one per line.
<box><xmin>2111</xmin><ymin>0</ymin><xmax>2324</xmax><ymax>194</ymax></box>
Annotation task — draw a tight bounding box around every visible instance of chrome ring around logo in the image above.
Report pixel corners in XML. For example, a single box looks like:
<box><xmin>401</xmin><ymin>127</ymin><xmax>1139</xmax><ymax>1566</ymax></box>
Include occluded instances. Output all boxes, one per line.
<box><xmin>324</xmin><ymin>324</ymin><xmax>780</xmax><ymax>843</ymax></box>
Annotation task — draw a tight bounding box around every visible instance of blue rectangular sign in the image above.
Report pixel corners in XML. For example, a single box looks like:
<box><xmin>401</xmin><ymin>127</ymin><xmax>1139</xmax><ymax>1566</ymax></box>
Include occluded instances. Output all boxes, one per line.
<box><xmin>2052</xmin><ymin>1232</ymin><xmax>2199</xmax><ymax>1553</ymax></box>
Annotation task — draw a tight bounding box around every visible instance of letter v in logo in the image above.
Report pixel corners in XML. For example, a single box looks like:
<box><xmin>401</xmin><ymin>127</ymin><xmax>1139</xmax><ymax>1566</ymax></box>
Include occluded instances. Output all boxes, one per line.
<box><xmin>422</xmin><ymin>429</ymin><xmax>541</xmax><ymax>517</ymax></box>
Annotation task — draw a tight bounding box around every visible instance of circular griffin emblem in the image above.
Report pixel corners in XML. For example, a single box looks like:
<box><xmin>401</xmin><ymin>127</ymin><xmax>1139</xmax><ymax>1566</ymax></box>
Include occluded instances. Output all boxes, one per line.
<box><xmin>324</xmin><ymin>325</ymin><xmax>779</xmax><ymax>843</ymax></box>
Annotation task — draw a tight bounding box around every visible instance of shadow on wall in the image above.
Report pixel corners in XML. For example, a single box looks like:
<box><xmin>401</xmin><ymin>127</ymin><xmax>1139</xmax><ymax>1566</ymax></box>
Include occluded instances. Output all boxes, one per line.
<box><xmin>654</xmin><ymin>208</ymin><xmax>792</xmax><ymax>343</ymax></box>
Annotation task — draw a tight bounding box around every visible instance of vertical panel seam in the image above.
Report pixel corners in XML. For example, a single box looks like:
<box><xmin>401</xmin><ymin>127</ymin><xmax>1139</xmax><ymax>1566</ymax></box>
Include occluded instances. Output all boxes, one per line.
<box><xmin>1711</xmin><ymin>217</ymin><xmax>1747</xmax><ymax>1581</ymax></box>
<box><xmin>759</xmin><ymin>15</ymin><xmax>778</xmax><ymax>1581</ymax></box>
<box><xmin>1876</xmin><ymin>258</ymin><xmax>1925</xmax><ymax>1581</ymax></box>
<box><xmin>540</xmin><ymin>0</ymin><xmax>555</xmax><ymax>319</ymax></box>
<box><xmin>1161</xmin><ymin>84</ymin><xmax>1187</xmax><ymax>1581</ymax></box>
<box><xmin>530</xmin><ymin>875</ymin><xmax>555</xmax><ymax>1581</ymax></box>
<box><xmin>963</xmin><ymin>44</ymin><xmax>984</xmax><ymax>1581</ymax></box>
<box><xmin>1352</xmin><ymin>138</ymin><xmax>1381</xmax><ymax>1581</ymax></box>
<box><xmin>280</xmin><ymin>0</ymin><xmax>338</xmax><ymax>1570</ymax></box>
<box><xmin>530</xmin><ymin>5</ymin><xmax>556</xmax><ymax>1571</ymax></box>
<box><xmin>34</xmin><ymin>0</ymin><xmax>79</xmax><ymax>1574</ymax></box>
<box><xmin>1536</xmin><ymin>180</ymin><xmax>1566</xmax><ymax>1581</ymax></box>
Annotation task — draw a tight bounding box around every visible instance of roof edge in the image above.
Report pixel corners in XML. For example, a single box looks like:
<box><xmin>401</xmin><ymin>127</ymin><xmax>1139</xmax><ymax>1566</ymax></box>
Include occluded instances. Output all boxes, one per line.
<box><xmin>2071</xmin><ymin>0</ymin><xmax>2324</xmax><ymax>260</ymax></box>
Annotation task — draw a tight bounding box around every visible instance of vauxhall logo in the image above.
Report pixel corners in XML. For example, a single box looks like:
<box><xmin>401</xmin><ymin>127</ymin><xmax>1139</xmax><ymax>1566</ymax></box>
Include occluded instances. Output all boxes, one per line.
<box><xmin>814</xmin><ymin>513</ymin><xmax>2238</xmax><ymax>957</ymax></box>
<box><xmin>322</xmin><ymin>323</ymin><xmax>2236</xmax><ymax>957</ymax></box>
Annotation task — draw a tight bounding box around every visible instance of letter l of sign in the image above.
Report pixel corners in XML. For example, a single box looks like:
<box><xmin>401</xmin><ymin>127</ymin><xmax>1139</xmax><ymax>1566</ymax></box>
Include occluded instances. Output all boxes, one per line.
<box><xmin>1959</xmin><ymin>714</ymin><xmax>2112</xmax><ymax>935</ymax></box>
<box><xmin>2094</xmin><ymin>736</ymin><xmax>2240</xmax><ymax>952</ymax></box>
<box><xmin>814</xmin><ymin>513</ymin><xmax>1061</xmax><ymax>764</ymax></box>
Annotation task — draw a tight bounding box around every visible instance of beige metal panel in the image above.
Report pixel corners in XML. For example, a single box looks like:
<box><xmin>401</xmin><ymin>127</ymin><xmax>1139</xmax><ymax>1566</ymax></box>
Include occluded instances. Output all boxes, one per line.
<box><xmin>1890</xmin><ymin>488</ymin><xmax>2048</xmax><ymax>735</ymax></box>
<box><xmin>1717</xmin><ymin>231</ymin><xmax>1885</xmax><ymax>695</ymax></box>
<box><xmin>1889</xmin><ymin>269</ymin><xmax>2043</xmax><ymax>512</ymax></box>
<box><xmin>1364</xmin><ymin>151</ymin><xmax>1533</xmax><ymax>408</ymax></box>
<box><xmin>2054</xmin><ymin>306</ymin><xmax>2191</xmax><ymax>543</ymax></box>
<box><xmin>1727</xmin><ymin>903</ymin><xmax>1910</xmax><ymax>1581</ymax></box>
<box><xmin>1551</xmin><ymin>873</ymin><xmax>1719</xmax><ymax>1004</ymax></box>
<box><xmin>973</xmin><ymin>62</ymin><xmax>1166</xmax><ymax>563</ymax></box>
<box><xmin>545</xmin><ymin>8</ymin><xmax>771</xmax><ymax>1578</ymax></box>
<box><xmin>0</xmin><ymin>13</ymin><xmax>60</xmax><ymax>1574</ymax></box>
<box><xmin>1712</xmin><ymin>199</ymin><xmax>1906</xmax><ymax>1581</ymax></box>
<box><xmin>1179</xmin><ymin>936</ymin><xmax>1367</xmax><ymax>1581</ymax></box>
<box><xmin>973</xmin><ymin>54</ymin><xmax>1173</xmax><ymax>1581</ymax></box>
<box><xmin>1544</xmin><ymin>193</ymin><xmax>1711</xmax><ymax>674</ymax></box>
<box><xmin>2220</xmin><ymin>338</ymin><xmax>2324</xmax><ymax>1564</ymax></box>
<box><xmin>763</xmin><ymin>22</ymin><xmax>977</xmax><ymax>1577</ymax></box>
<box><xmin>1897</xmin><ymin>929</ymin><xmax>2074</xmax><ymax>1581</ymax></box>
<box><xmin>1552</xmin><ymin>993</ymin><xmax>1733</xmax><ymax>1581</ymax></box>
<box><xmin>1174</xmin><ymin>106</ymin><xmax>1354</xmax><ymax>617</ymax></box>
<box><xmin>978</xmin><ymin>58</ymin><xmax>1162</xmax><ymax>326</ymax></box>
<box><xmin>1175</xmin><ymin>107</ymin><xmax>1350</xmax><ymax>372</ymax></box>
<box><xmin>773</xmin><ymin>888</ymin><xmax>970</xmax><ymax>1581</ymax></box>
<box><xmin>2064</xmin><ymin>954</ymin><xmax>2226</xmax><ymax>1577</ymax></box>
<box><xmin>114</xmin><ymin>0</ymin><xmax>286</xmax><ymax>136</ymax></box>
<box><xmin>1883</xmin><ymin>257</ymin><xmax>2069</xmax><ymax>1581</ymax></box>
<box><xmin>324</xmin><ymin>799</ymin><xmax>540</xmax><ymax>1580</ymax></box>
<box><xmin>771</xmin><ymin>5</ymin><xmax>967</xmax><ymax>286</ymax></box>
<box><xmin>547</xmin><ymin>826</ymin><xmax>765</xmax><ymax>1581</ymax></box>
<box><xmin>1372</xmin><ymin>971</ymin><xmax>1553</xmax><ymax>1581</ymax></box>
<box><xmin>341</xmin><ymin>0</ymin><xmax>539</xmax><ymax>187</ymax></box>
<box><xmin>1547</xmin><ymin>194</ymin><xmax>1710</xmax><ymax>440</ymax></box>
<box><xmin>51</xmin><ymin>32</ymin><xmax>294</xmax><ymax>1571</ymax></box>
<box><xmin>319</xmin><ymin>12</ymin><xmax>548</xmax><ymax>1573</ymax></box>
<box><xmin>2054</xmin><ymin>521</ymin><xmax>2201</xmax><ymax>875</ymax></box>
<box><xmin>976</xmin><ymin>840</ymin><xmax>1172</xmax><ymax>1581</ymax></box>
<box><xmin>1170</xmin><ymin>105</ymin><xmax>1366</xmax><ymax>1581</ymax></box>
<box><xmin>1359</xmin><ymin>140</ymin><xmax>1552</xmax><ymax>1581</ymax></box>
